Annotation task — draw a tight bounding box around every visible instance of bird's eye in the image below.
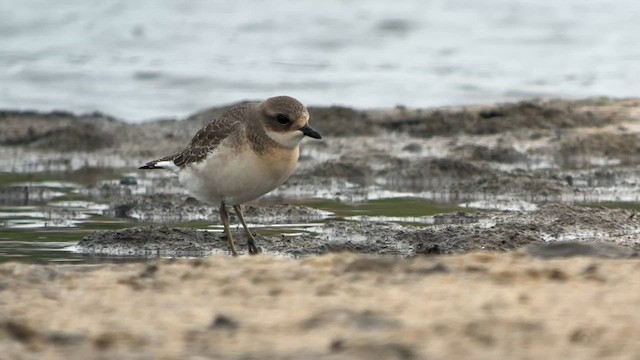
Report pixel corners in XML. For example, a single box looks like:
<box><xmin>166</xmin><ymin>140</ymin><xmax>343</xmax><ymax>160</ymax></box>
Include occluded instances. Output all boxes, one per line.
<box><xmin>276</xmin><ymin>114</ymin><xmax>290</xmax><ymax>125</ymax></box>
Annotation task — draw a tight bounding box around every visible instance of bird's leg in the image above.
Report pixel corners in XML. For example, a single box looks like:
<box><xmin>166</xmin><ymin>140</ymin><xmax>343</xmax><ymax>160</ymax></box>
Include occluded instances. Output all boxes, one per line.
<box><xmin>219</xmin><ymin>203</ymin><xmax>239</xmax><ymax>257</ymax></box>
<box><xmin>233</xmin><ymin>204</ymin><xmax>260</xmax><ymax>255</ymax></box>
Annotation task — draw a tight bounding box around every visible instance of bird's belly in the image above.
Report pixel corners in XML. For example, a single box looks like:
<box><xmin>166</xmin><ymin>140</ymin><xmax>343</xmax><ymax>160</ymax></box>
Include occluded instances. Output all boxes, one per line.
<box><xmin>179</xmin><ymin>146</ymin><xmax>298</xmax><ymax>205</ymax></box>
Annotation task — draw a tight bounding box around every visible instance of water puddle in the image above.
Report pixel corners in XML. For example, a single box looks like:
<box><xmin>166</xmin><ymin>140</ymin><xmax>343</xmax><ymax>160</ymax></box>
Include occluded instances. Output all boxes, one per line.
<box><xmin>4</xmin><ymin>169</ymin><xmax>639</xmax><ymax>264</ymax></box>
<box><xmin>0</xmin><ymin>175</ymin><xmax>467</xmax><ymax>263</ymax></box>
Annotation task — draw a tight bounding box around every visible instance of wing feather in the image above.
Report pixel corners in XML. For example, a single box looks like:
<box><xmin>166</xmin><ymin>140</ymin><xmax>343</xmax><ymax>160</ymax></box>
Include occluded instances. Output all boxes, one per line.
<box><xmin>140</xmin><ymin>104</ymin><xmax>249</xmax><ymax>170</ymax></box>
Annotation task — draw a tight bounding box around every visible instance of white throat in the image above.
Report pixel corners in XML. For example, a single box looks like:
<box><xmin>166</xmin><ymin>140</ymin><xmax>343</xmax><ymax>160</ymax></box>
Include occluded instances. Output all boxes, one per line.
<box><xmin>265</xmin><ymin>129</ymin><xmax>305</xmax><ymax>149</ymax></box>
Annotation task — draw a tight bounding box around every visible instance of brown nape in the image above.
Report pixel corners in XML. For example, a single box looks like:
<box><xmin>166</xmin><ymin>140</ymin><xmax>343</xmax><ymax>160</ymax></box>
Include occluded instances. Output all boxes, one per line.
<box><xmin>246</xmin><ymin>109</ymin><xmax>282</xmax><ymax>154</ymax></box>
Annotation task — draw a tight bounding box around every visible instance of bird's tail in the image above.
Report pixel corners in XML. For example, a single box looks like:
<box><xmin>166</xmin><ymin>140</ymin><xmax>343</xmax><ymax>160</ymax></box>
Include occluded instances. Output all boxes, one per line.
<box><xmin>139</xmin><ymin>157</ymin><xmax>180</xmax><ymax>174</ymax></box>
<box><xmin>139</xmin><ymin>160</ymin><xmax>163</xmax><ymax>170</ymax></box>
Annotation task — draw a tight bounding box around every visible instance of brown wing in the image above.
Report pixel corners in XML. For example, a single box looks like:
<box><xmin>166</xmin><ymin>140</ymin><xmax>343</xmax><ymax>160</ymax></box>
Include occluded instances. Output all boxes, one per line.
<box><xmin>150</xmin><ymin>105</ymin><xmax>249</xmax><ymax>169</ymax></box>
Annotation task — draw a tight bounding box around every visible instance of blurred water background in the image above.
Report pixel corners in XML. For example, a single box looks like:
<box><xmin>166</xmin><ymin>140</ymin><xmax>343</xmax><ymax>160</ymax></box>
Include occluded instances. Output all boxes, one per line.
<box><xmin>1</xmin><ymin>0</ymin><xmax>639</xmax><ymax>122</ymax></box>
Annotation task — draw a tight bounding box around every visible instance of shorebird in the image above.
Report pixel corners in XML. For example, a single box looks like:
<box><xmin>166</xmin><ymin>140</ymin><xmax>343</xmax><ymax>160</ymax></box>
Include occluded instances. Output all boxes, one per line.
<box><xmin>140</xmin><ymin>96</ymin><xmax>322</xmax><ymax>256</ymax></box>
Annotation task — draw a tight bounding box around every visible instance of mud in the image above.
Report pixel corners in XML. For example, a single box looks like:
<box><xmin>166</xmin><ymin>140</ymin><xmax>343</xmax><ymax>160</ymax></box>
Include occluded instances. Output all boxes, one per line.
<box><xmin>78</xmin><ymin>204</ymin><xmax>640</xmax><ymax>258</ymax></box>
<box><xmin>2</xmin><ymin>98</ymin><xmax>637</xmax><ymax>160</ymax></box>
<box><xmin>0</xmin><ymin>111</ymin><xmax>120</xmax><ymax>151</ymax></box>
<box><xmin>76</xmin><ymin>226</ymin><xmax>223</xmax><ymax>256</ymax></box>
<box><xmin>453</xmin><ymin>144</ymin><xmax>527</xmax><ymax>163</ymax></box>
<box><xmin>558</xmin><ymin>132</ymin><xmax>640</xmax><ymax>168</ymax></box>
<box><xmin>307</xmin><ymin>98</ymin><xmax>635</xmax><ymax>138</ymax></box>
<box><xmin>374</xmin><ymin>98</ymin><xmax>628</xmax><ymax>137</ymax></box>
<box><xmin>1</xmin><ymin>97</ymin><xmax>640</xmax><ymax>244</ymax></box>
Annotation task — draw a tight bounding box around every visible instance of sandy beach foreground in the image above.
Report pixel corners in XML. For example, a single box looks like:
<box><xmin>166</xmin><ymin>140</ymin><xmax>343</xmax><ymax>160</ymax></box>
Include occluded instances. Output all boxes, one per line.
<box><xmin>1</xmin><ymin>251</ymin><xmax>640</xmax><ymax>359</ymax></box>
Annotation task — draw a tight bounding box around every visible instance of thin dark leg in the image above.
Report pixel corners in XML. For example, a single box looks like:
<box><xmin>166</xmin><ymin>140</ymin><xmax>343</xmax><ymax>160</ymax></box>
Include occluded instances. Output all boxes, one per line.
<box><xmin>233</xmin><ymin>204</ymin><xmax>260</xmax><ymax>255</ymax></box>
<box><xmin>219</xmin><ymin>203</ymin><xmax>238</xmax><ymax>256</ymax></box>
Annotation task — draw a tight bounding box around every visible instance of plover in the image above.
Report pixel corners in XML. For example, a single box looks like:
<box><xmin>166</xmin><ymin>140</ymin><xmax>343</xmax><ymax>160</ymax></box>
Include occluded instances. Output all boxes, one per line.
<box><xmin>140</xmin><ymin>96</ymin><xmax>322</xmax><ymax>256</ymax></box>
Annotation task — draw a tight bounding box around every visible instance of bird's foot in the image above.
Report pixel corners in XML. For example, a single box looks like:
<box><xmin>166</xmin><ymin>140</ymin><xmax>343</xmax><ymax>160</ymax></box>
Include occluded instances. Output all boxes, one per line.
<box><xmin>247</xmin><ymin>239</ymin><xmax>261</xmax><ymax>255</ymax></box>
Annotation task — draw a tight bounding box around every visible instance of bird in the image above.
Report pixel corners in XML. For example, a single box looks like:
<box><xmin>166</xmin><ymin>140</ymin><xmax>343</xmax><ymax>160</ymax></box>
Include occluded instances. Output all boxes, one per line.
<box><xmin>139</xmin><ymin>96</ymin><xmax>322</xmax><ymax>256</ymax></box>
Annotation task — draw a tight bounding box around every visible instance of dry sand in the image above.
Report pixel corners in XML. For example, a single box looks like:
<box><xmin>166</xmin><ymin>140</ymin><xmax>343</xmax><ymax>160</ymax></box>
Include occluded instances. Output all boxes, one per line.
<box><xmin>1</xmin><ymin>252</ymin><xmax>640</xmax><ymax>360</ymax></box>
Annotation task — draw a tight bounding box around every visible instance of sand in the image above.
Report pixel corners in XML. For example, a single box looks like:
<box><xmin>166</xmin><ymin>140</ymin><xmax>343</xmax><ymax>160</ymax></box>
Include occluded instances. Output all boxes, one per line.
<box><xmin>1</xmin><ymin>252</ymin><xmax>639</xmax><ymax>359</ymax></box>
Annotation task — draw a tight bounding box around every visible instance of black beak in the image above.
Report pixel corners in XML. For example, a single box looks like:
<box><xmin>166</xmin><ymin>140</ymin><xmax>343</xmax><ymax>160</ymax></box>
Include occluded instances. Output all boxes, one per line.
<box><xmin>300</xmin><ymin>124</ymin><xmax>322</xmax><ymax>139</ymax></box>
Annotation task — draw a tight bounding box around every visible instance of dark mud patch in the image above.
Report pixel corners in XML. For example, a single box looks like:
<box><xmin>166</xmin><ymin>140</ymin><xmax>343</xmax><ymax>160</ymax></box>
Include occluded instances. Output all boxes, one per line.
<box><xmin>28</xmin><ymin>123</ymin><xmax>115</xmax><ymax>152</ymax></box>
<box><xmin>377</xmin><ymin>159</ymin><xmax>568</xmax><ymax>198</ymax></box>
<box><xmin>380</xmin><ymin>158</ymin><xmax>492</xmax><ymax>179</ymax></box>
<box><xmin>76</xmin><ymin>226</ymin><xmax>226</xmax><ymax>256</ymax></box>
<box><xmin>535</xmin><ymin>203</ymin><xmax>639</xmax><ymax>229</ymax></box>
<box><xmin>412</xmin><ymin>223</ymin><xmax>545</xmax><ymax>255</ymax></box>
<box><xmin>306</xmin><ymin>99</ymin><xmax>620</xmax><ymax>138</ymax></box>
<box><xmin>452</xmin><ymin>170</ymin><xmax>568</xmax><ymax>197</ymax></box>
<box><xmin>558</xmin><ymin>132</ymin><xmax>640</xmax><ymax>168</ymax></box>
<box><xmin>76</xmin><ymin>205</ymin><xmax>640</xmax><ymax>258</ymax></box>
<box><xmin>0</xmin><ymin>111</ymin><xmax>119</xmax><ymax>151</ymax></box>
<box><xmin>376</xmin><ymin>99</ymin><xmax>624</xmax><ymax>137</ymax></box>
<box><xmin>307</xmin><ymin>159</ymin><xmax>374</xmax><ymax>185</ymax></box>
<box><xmin>308</xmin><ymin>106</ymin><xmax>374</xmax><ymax>137</ymax></box>
<box><xmin>453</xmin><ymin>144</ymin><xmax>527</xmax><ymax>163</ymax></box>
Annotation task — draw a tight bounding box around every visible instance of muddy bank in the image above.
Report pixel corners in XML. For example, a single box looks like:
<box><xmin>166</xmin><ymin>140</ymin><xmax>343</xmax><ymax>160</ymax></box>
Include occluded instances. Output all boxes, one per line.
<box><xmin>17</xmin><ymin>97</ymin><xmax>619</xmax><ymax>150</ymax></box>
<box><xmin>1</xmin><ymin>251</ymin><xmax>640</xmax><ymax>359</ymax></box>
<box><xmin>78</xmin><ymin>204</ymin><xmax>640</xmax><ymax>258</ymax></box>
<box><xmin>0</xmin><ymin>110</ymin><xmax>121</xmax><ymax>151</ymax></box>
<box><xmin>308</xmin><ymin>98</ymin><xmax>637</xmax><ymax>138</ymax></box>
<box><xmin>370</xmin><ymin>98</ymin><xmax>633</xmax><ymax>137</ymax></box>
<box><xmin>2</xmin><ymin>98</ymin><xmax>640</xmax><ymax>203</ymax></box>
<box><xmin>1</xmin><ymin>97</ymin><xmax>638</xmax><ymax>159</ymax></box>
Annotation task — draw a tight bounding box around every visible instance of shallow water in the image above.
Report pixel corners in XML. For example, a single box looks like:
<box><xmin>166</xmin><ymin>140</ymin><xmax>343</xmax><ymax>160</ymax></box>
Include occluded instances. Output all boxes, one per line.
<box><xmin>0</xmin><ymin>173</ymin><xmax>466</xmax><ymax>263</ymax></box>
<box><xmin>3</xmin><ymin>167</ymin><xmax>640</xmax><ymax>263</ymax></box>
<box><xmin>2</xmin><ymin>0</ymin><xmax>639</xmax><ymax>121</ymax></box>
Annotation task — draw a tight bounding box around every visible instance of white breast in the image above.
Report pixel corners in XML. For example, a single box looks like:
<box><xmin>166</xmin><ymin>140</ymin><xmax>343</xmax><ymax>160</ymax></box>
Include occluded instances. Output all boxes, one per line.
<box><xmin>178</xmin><ymin>143</ymin><xmax>298</xmax><ymax>205</ymax></box>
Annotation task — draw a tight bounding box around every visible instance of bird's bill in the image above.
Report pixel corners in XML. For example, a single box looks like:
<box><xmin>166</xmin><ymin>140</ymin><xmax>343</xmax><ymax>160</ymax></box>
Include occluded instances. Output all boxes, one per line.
<box><xmin>300</xmin><ymin>124</ymin><xmax>322</xmax><ymax>139</ymax></box>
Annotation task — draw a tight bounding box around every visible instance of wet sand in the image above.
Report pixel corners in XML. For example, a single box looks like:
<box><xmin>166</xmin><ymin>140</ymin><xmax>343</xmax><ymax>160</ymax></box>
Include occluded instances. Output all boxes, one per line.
<box><xmin>1</xmin><ymin>98</ymin><xmax>640</xmax><ymax>358</ymax></box>
<box><xmin>76</xmin><ymin>204</ymin><xmax>640</xmax><ymax>258</ymax></box>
